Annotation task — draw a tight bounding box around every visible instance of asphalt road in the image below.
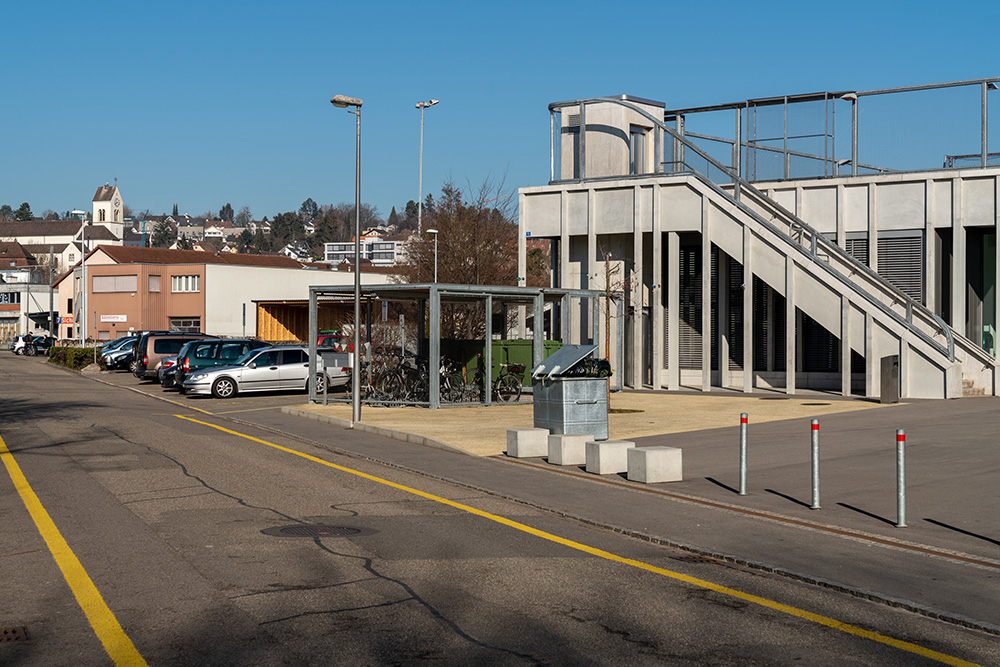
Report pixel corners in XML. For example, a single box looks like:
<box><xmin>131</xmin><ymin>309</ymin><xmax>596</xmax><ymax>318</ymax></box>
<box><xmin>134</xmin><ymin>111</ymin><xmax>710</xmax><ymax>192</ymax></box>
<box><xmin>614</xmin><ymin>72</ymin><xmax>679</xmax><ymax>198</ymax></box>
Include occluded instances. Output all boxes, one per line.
<box><xmin>2</xmin><ymin>355</ymin><xmax>998</xmax><ymax>666</ymax></box>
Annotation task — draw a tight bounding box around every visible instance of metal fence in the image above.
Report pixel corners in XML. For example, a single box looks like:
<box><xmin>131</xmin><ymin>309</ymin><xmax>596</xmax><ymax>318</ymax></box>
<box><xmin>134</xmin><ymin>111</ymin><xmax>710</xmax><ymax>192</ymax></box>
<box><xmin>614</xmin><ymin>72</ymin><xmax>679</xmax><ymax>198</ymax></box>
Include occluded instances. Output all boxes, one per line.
<box><xmin>550</xmin><ymin>78</ymin><xmax>1000</xmax><ymax>185</ymax></box>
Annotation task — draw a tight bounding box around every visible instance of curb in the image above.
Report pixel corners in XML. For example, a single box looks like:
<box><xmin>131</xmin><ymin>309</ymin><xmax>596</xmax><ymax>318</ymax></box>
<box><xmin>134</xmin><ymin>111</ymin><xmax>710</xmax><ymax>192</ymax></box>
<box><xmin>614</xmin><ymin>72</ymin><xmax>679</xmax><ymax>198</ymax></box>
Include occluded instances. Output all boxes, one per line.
<box><xmin>280</xmin><ymin>406</ymin><xmax>476</xmax><ymax>457</ymax></box>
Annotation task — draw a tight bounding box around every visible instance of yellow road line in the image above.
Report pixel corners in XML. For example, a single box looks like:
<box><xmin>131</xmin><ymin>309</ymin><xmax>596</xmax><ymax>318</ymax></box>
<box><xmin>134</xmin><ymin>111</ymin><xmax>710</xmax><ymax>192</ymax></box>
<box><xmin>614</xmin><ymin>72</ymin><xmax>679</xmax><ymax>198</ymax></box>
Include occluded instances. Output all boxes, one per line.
<box><xmin>0</xmin><ymin>435</ymin><xmax>148</xmax><ymax>667</ymax></box>
<box><xmin>176</xmin><ymin>414</ymin><xmax>980</xmax><ymax>667</ymax></box>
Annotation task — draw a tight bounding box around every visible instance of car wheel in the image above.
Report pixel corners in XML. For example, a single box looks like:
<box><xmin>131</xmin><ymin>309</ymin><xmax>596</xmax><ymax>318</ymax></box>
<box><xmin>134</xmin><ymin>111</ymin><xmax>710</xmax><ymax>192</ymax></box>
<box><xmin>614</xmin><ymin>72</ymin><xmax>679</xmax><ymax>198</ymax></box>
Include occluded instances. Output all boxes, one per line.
<box><xmin>311</xmin><ymin>373</ymin><xmax>327</xmax><ymax>394</ymax></box>
<box><xmin>212</xmin><ymin>377</ymin><xmax>237</xmax><ymax>398</ymax></box>
<box><xmin>128</xmin><ymin>359</ymin><xmax>138</xmax><ymax>373</ymax></box>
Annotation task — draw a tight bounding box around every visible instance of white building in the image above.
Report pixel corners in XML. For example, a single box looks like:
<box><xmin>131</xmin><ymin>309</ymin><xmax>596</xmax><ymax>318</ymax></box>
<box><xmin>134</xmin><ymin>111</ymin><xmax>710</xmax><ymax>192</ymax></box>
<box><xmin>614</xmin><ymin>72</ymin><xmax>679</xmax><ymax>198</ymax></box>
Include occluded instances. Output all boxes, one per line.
<box><xmin>518</xmin><ymin>78</ymin><xmax>1000</xmax><ymax>399</ymax></box>
<box><xmin>324</xmin><ymin>234</ymin><xmax>408</xmax><ymax>267</ymax></box>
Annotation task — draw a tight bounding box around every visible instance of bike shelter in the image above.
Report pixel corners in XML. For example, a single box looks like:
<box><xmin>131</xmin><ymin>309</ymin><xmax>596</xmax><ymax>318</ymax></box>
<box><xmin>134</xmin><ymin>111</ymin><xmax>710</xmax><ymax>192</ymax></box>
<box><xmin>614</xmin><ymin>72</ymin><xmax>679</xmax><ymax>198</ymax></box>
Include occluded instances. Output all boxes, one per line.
<box><xmin>307</xmin><ymin>283</ymin><xmax>622</xmax><ymax>408</ymax></box>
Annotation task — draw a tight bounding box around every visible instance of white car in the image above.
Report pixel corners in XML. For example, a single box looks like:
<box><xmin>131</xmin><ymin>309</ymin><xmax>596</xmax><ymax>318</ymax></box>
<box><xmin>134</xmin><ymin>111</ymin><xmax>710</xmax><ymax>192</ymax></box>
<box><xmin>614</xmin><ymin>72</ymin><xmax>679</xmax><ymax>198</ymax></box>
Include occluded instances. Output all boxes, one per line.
<box><xmin>181</xmin><ymin>345</ymin><xmax>346</xmax><ymax>398</ymax></box>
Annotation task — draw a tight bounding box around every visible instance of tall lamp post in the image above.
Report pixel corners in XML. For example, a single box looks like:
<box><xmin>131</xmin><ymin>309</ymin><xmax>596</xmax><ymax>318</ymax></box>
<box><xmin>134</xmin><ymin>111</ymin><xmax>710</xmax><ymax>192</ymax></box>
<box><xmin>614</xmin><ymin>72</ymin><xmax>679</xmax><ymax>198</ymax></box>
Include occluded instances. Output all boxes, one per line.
<box><xmin>331</xmin><ymin>93</ymin><xmax>364</xmax><ymax>426</ymax></box>
<box><xmin>72</xmin><ymin>210</ymin><xmax>89</xmax><ymax>346</ymax></box>
<box><xmin>426</xmin><ymin>228</ymin><xmax>439</xmax><ymax>283</ymax></box>
<box><xmin>415</xmin><ymin>99</ymin><xmax>439</xmax><ymax>235</ymax></box>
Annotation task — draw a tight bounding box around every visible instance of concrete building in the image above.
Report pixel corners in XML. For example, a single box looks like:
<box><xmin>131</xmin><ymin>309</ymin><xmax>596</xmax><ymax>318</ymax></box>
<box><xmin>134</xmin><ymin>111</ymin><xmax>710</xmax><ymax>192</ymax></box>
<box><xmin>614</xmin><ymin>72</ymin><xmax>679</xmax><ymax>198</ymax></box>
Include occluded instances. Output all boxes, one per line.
<box><xmin>53</xmin><ymin>246</ymin><xmax>392</xmax><ymax>342</ymax></box>
<box><xmin>518</xmin><ymin>78</ymin><xmax>1000</xmax><ymax>399</ymax></box>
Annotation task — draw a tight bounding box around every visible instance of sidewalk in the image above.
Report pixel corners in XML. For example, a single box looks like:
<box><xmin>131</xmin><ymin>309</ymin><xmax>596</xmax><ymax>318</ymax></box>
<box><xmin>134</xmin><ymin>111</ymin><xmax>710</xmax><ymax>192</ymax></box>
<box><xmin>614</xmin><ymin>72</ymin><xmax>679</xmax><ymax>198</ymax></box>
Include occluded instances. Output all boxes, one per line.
<box><xmin>288</xmin><ymin>390</ymin><xmax>888</xmax><ymax>456</ymax></box>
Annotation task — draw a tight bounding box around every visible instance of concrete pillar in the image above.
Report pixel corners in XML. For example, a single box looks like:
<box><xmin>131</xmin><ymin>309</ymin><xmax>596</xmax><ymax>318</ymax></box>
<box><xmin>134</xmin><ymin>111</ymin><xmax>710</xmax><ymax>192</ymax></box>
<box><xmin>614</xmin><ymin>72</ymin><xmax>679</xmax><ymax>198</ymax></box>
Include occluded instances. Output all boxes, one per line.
<box><xmin>632</xmin><ymin>186</ymin><xmax>643</xmax><ymax>388</ymax></box>
<box><xmin>900</xmin><ymin>332</ymin><xmax>910</xmax><ymax>399</ymax></box>
<box><xmin>951</xmin><ymin>178</ymin><xmax>966</xmax><ymax>335</ymax></box>
<box><xmin>785</xmin><ymin>257</ymin><xmax>796</xmax><ymax>395</ymax></box>
<box><xmin>868</xmin><ymin>183</ymin><xmax>878</xmax><ymax>273</ymax></box>
<box><xmin>667</xmin><ymin>231</ymin><xmax>680</xmax><ymax>390</ymax></box>
<box><xmin>652</xmin><ymin>184</ymin><xmax>664</xmax><ymax>389</ymax></box>
<box><xmin>742</xmin><ymin>226</ymin><xmax>754</xmax><ymax>393</ymax></box>
<box><xmin>836</xmin><ymin>184</ymin><xmax>845</xmax><ymax>246</ymax></box>
<box><xmin>865</xmin><ymin>310</ymin><xmax>876</xmax><ymax>398</ymax></box>
<box><xmin>560</xmin><ymin>190</ymin><xmax>573</xmax><ymax>342</ymax></box>
<box><xmin>841</xmin><ymin>296</ymin><xmax>851</xmax><ymax>397</ymax></box>
<box><xmin>924</xmin><ymin>179</ymin><xmax>936</xmax><ymax>311</ymax></box>
<box><xmin>994</xmin><ymin>176</ymin><xmax>1000</xmax><ymax>353</ymax></box>
<box><xmin>701</xmin><ymin>199</ymin><xmax>712</xmax><ymax>393</ymax></box>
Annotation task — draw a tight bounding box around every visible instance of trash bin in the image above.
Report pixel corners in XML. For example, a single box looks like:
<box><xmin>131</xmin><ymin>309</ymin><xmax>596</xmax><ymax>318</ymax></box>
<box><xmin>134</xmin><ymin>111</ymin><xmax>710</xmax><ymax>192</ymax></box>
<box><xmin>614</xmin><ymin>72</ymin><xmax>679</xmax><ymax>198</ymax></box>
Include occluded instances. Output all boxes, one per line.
<box><xmin>531</xmin><ymin>344</ymin><xmax>609</xmax><ymax>440</ymax></box>
<box><xmin>880</xmin><ymin>355</ymin><xmax>899</xmax><ymax>404</ymax></box>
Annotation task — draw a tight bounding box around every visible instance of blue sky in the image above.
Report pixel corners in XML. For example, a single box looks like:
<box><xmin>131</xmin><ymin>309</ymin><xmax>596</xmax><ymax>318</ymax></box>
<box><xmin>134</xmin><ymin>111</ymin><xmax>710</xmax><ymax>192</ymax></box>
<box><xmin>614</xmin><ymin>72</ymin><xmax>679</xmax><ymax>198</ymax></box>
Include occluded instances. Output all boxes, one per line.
<box><xmin>3</xmin><ymin>0</ymin><xmax>997</xmax><ymax>222</ymax></box>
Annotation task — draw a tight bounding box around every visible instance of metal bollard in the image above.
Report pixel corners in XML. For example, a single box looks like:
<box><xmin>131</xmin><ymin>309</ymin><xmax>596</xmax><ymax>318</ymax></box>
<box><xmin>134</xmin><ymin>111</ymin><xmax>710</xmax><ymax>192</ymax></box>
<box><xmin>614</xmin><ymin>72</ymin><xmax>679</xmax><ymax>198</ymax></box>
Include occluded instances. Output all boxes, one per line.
<box><xmin>739</xmin><ymin>413</ymin><xmax>748</xmax><ymax>495</ymax></box>
<box><xmin>810</xmin><ymin>419</ymin><xmax>820</xmax><ymax>509</ymax></box>
<box><xmin>896</xmin><ymin>429</ymin><xmax>906</xmax><ymax>527</ymax></box>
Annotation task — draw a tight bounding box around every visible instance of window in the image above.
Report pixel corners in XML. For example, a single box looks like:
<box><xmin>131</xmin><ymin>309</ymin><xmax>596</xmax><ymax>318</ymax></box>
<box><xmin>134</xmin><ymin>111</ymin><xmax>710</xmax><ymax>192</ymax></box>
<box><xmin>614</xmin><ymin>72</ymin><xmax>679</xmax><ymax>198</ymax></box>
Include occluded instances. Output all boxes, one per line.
<box><xmin>193</xmin><ymin>342</ymin><xmax>218</xmax><ymax>359</ymax></box>
<box><xmin>99</xmin><ymin>209</ymin><xmax>106</xmax><ymax>222</ymax></box>
<box><xmin>171</xmin><ymin>275</ymin><xmax>201</xmax><ymax>293</ymax></box>
<box><xmin>629</xmin><ymin>126</ymin><xmax>647</xmax><ymax>175</ymax></box>
<box><xmin>169</xmin><ymin>317</ymin><xmax>201</xmax><ymax>332</ymax></box>
<box><xmin>68</xmin><ymin>253</ymin><xmax>75</xmax><ymax>263</ymax></box>
<box><xmin>219</xmin><ymin>342</ymin><xmax>248</xmax><ymax>360</ymax></box>
<box><xmin>93</xmin><ymin>275</ymin><xmax>138</xmax><ymax>293</ymax></box>
<box><xmin>253</xmin><ymin>350</ymin><xmax>280</xmax><ymax>367</ymax></box>
<box><xmin>281</xmin><ymin>349</ymin><xmax>307</xmax><ymax>364</ymax></box>
<box><xmin>149</xmin><ymin>275</ymin><xmax>161</xmax><ymax>292</ymax></box>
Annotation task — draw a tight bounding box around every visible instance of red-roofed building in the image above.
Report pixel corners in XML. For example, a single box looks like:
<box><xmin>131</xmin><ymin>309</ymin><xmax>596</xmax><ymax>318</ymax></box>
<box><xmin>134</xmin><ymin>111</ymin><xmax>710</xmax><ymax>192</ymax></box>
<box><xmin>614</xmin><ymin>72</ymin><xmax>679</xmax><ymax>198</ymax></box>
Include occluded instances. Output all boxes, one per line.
<box><xmin>53</xmin><ymin>246</ymin><xmax>394</xmax><ymax>341</ymax></box>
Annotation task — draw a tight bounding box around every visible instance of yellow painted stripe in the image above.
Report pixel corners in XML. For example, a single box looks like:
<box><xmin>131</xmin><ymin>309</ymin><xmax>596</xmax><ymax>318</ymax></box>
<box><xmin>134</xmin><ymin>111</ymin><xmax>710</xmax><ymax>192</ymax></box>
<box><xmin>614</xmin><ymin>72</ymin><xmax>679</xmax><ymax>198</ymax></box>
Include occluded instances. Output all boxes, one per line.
<box><xmin>177</xmin><ymin>415</ymin><xmax>980</xmax><ymax>667</ymax></box>
<box><xmin>0</xmin><ymin>435</ymin><xmax>148</xmax><ymax>667</ymax></box>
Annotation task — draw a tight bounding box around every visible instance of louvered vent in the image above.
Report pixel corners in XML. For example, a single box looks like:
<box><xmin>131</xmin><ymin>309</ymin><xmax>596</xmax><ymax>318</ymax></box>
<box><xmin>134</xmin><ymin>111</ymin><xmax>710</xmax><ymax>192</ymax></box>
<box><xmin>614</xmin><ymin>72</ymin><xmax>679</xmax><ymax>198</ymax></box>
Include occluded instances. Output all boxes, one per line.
<box><xmin>877</xmin><ymin>235</ymin><xmax>923</xmax><ymax>303</ymax></box>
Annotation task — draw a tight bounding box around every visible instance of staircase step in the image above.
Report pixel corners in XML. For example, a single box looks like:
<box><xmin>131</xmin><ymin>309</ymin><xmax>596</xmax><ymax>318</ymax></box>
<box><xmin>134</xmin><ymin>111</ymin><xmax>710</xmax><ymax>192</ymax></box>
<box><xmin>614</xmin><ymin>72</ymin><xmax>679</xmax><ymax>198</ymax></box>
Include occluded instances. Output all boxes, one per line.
<box><xmin>963</xmin><ymin>386</ymin><xmax>986</xmax><ymax>397</ymax></box>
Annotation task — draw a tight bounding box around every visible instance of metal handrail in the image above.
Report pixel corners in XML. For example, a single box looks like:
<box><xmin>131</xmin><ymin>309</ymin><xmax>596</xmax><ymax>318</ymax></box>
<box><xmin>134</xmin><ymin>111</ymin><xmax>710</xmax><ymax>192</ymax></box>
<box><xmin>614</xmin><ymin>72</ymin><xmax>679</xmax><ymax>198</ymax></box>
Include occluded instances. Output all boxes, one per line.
<box><xmin>550</xmin><ymin>96</ymin><xmax>966</xmax><ymax>364</ymax></box>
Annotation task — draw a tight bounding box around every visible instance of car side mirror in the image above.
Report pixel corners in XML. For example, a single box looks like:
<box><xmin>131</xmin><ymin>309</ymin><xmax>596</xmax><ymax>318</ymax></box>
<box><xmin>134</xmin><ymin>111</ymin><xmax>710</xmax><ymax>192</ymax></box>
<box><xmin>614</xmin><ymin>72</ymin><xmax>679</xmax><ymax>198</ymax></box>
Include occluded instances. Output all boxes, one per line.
<box><xmin>248</xmin><ymin>362</ymin><xmax>256</xmax><ymax>369</ymax></box>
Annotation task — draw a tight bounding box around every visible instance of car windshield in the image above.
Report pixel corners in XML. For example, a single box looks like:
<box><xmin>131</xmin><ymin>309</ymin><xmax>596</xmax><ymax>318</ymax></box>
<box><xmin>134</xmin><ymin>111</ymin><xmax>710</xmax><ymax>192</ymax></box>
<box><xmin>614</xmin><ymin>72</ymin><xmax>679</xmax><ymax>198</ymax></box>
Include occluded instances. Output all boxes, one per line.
<box><xmin>232</xmin><ymin>348</ymin><xmax>265</xmax><ymax>366</ymax></box>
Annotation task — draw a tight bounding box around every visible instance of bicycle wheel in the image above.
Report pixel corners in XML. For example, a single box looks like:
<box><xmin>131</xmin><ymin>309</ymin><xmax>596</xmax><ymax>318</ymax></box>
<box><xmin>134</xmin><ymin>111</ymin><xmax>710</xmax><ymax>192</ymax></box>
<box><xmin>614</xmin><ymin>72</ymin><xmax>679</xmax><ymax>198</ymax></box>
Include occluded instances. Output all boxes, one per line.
<box><xmin>376</xmin><ymin>371</ymin><xmax>403</xmax><ymax>402</ymax></box>
<box><xmin>442</xmin><ymin>372</ymin><xmax>465</xmax><ymax>402</ymax></box>
<box><xmin>495</xmin><ymin>374</ymin><xmax>522</xmax><ymax>402</ymax></box>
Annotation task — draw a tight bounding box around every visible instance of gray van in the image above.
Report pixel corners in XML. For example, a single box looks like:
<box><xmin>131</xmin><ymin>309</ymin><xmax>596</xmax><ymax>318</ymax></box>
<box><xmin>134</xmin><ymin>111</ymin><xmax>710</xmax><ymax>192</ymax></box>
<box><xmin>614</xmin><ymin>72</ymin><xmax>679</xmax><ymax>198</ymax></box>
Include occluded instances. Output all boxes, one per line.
<box><xmin>132</xmin><ymin>331</ymin><xmax>217</xmax><ymax>381</ymax></box>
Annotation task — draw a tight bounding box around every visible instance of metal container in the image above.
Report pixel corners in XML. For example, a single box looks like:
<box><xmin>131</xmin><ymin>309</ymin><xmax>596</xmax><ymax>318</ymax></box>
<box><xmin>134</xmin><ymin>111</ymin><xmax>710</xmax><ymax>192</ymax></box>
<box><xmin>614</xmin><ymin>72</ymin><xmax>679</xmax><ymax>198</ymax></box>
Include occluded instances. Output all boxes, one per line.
<box><xmin>531</xmin><ymin>344</ymin><xmax>609</xmax><ymax>440</ymax></box>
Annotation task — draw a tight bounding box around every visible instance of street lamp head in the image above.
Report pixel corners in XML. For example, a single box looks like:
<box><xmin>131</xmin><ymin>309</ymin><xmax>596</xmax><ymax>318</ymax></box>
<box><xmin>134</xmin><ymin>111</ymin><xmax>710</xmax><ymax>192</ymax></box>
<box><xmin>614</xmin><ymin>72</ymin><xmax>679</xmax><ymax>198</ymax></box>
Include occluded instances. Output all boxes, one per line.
<box><xmin>331</xmin><ymin>94</ymin><xmax>363</xmax><ymax>109</ymax></box>
<box><xmin>416</xmin><ymin>99</ymin><xmax>440</xmax><ymax>109</ymax></box>
<box><xmin>426</xmin><ymin>228</ymin><xmax>438</xmax><ymax>234</ymax></box>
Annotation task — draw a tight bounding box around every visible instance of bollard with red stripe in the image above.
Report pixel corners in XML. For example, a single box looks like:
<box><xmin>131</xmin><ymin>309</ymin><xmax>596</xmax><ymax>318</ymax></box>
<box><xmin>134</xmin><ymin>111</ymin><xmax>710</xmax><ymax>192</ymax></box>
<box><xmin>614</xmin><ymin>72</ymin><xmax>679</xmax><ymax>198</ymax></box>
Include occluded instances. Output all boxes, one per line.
<box><xmin>810</xmin><ymin>419</ymin><xmax>820</xmax><ymax>509</ymax></box>
<box><xmin>896</xmin><ymin>429</ymin><xmax>906</xmax><ymax>527</ymax></box>
<box><xmin>738</xmin><ymin>413</ymin><xmax>748</xmax><ymax>495</ymax></box>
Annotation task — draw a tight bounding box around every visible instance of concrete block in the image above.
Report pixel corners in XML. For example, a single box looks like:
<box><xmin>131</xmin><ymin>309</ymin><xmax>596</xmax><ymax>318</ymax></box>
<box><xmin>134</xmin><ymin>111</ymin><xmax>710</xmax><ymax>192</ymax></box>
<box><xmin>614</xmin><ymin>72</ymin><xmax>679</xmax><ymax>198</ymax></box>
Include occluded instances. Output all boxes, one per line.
<box><xmin>507</xmin><ymin>428</ymin><xmax>549</xmax><ymax>458</ymax></box>
<box><xmin>627</xmin><ymin>446</ymin><xmax>683</xmax><ymax>484</ymax></box>
<box><xmin>547</xmin><ymin>433</ymin><xmax>593</xmax><ymax>466</ymax></box>
<box><xmin>585</xmin><ymin>440</ymin><xmax>635</xmax><ymax>475</ymax></box>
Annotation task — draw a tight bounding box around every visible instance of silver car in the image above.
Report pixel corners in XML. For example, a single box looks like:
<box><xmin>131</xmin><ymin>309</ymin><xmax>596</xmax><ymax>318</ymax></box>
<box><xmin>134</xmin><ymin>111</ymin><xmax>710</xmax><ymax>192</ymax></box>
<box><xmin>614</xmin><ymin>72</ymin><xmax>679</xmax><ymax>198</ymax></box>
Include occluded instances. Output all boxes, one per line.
<box><xmin>181</xmin><ymin>345</ymin><xmax>343</xmax><ymax>398</ymax></box>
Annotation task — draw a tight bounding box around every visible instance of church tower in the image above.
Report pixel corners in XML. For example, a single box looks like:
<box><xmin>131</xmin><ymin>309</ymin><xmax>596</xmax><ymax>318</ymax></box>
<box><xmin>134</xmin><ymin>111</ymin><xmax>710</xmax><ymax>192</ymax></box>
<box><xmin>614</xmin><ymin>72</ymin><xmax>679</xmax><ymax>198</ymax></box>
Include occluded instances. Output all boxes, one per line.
<box><xmin>92</xmin><ymin>182</ymin><xmax>125</xmax><ymax>239</ymax></box>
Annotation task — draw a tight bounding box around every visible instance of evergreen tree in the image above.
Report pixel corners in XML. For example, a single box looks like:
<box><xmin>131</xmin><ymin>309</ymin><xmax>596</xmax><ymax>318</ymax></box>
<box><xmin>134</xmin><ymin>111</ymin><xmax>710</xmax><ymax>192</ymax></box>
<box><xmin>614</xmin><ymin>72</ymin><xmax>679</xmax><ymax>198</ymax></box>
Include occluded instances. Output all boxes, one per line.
<box><xmin>299</xmin><ymin>198</ymin><xmax>319</xmax><ymax>221</ymax></box>
<box><xmin>219</xmin><ymin>203</ymin><xmax>234</xmax><ymax>221</ymax></box>
<box><xmin>14</xmin><ymin>202</ymin><xmax>33</xmax><ymax>221</ymax></box>
<box><xmin>172</xmin><ymin>203</ymin><xmax>179</xmax><ymax>216</ymax></box>
<box><xmin>151</xmin><ymin>219</ymin><xmax>177</xmax><ymax>247</ymax></box>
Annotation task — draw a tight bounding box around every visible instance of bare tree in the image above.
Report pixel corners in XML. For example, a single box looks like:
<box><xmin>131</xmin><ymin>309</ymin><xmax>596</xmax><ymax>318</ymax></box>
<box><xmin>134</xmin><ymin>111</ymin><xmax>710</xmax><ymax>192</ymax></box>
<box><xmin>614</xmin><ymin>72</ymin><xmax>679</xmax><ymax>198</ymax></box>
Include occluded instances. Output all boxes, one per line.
<box><xmin>394</xmin><ymin>177</ymin><xmax>523</xmax><ymax>339</ymax></box>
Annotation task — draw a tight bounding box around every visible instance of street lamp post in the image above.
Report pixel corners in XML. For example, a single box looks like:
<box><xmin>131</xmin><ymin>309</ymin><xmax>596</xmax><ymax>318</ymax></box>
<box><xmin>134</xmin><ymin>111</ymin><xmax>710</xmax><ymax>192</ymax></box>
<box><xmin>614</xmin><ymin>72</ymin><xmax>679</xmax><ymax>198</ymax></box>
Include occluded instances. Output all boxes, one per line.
<box><xmin>331</xmin><ymin>93</ymin><xmax>364</xmax><ymax>426</ymax></box>
<box><xmin>415</xmin><ymin>99</ymin><xmax>439</xmax><ymax>235</ymax></box>
<box><xmin>72</xmin><ymin>210</ymin><xmax>89</xmax><ymax>346</ymax></box>
<box><xmin>426</xmin><ymin>228</ymin><xmax>439</xmax><ymax>283</ymax></box>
